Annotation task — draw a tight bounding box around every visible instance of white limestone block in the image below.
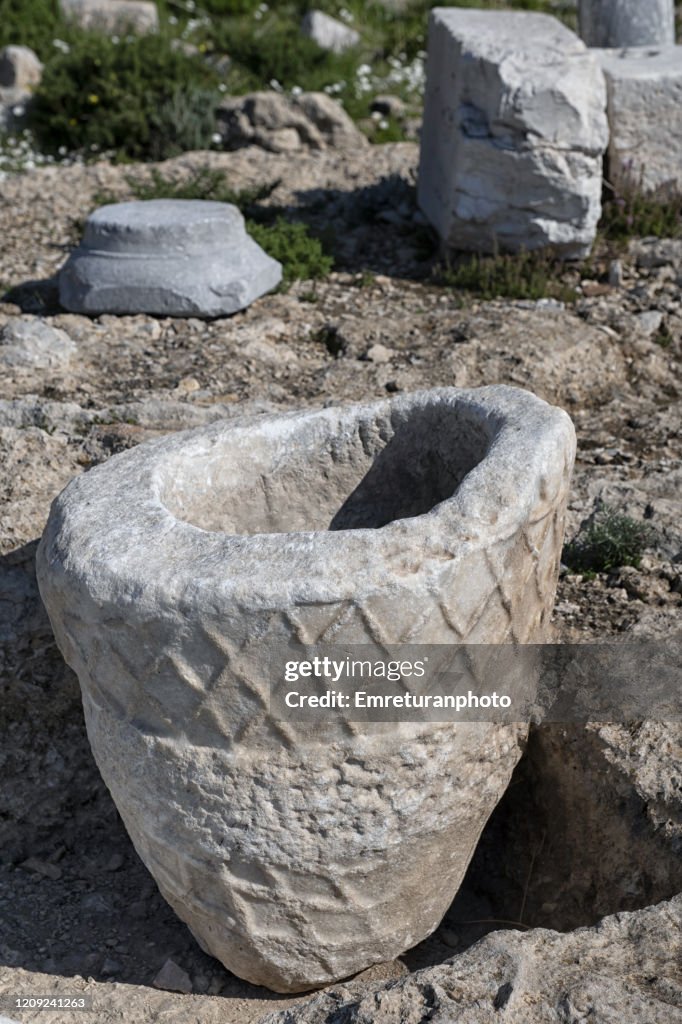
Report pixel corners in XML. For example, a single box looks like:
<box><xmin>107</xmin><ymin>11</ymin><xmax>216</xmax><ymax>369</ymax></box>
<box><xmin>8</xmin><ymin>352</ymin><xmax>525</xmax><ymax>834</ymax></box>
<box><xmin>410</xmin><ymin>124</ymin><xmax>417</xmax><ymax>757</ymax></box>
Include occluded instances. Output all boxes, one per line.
<box><xmin>417</xmin><ymin>9</ymin><xmax>609</xmax><ymax>259</ymax></box>
<box><xmin>37</xmin><ymin>386</ymin><xmax>575</xmax><ymax>992</ymax></box>
<box><xmin>594</xmin><ymin>46</ymin><xmax>682</xmax><ymax>192</ymax></box>
<box><xmin>0</xmin><ymin>45</ymin><xmax>43</xmax><ymax>91</ymax></box>
<box><xmin>59</xmin><ymin>0</ymin><xmax>159</xmax><ymax>33</ymax></box>
<box><xmin>301</xmin><ymin>10</ymin><xmax>360</xmax><ymax>54</ymax></box>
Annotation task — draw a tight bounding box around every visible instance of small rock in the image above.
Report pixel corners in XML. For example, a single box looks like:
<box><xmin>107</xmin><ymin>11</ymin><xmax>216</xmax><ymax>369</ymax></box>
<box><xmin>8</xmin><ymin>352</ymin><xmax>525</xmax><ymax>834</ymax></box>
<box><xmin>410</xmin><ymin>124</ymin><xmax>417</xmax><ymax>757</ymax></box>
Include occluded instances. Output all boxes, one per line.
<box><xmin>370</xmin><ymin>95</ymin><xmax>407</xmax><ymax>118</ymax></box>
<box><xmin>20</xmin><ymin>857</ymin><xmax>62</xmax><ymax>880</ymax></box>
<box><xmin>243</xmin><ymin>338</ymin><xmax>297</xmax><ymax>366</ymax></box>
<box><xmin>0</xmin><ymin>318</ymin><xmax>76</xmax><ymax>369</ymax></box>
<box><xmin>0</xmin><ymin>45</ymin><xmax>43</xmax><ymax>91</ymax></box>
<box><xmin>365</xmin><ymin>343</ymin><xmax>393</xmax><ymax>364</ymax></box>
<box><xmin>634</xmin><ymin>310</ymin><xmax>664</xmax><ymax>336</ymax></box>
<box><xmin>301</xmin><ymin>10</ymin><xmax>360</xmax><ymax>53</ymax></box>
<box><xmin>608</xmin><ymin>259</ymin><xmax>623</xmax><ymax>288</ymax></box>
<box><xmin>153</xmin><ymin>958</ymin><xmax>193</xmax><ymax>994</ymax></box>
<box><xmin>174</xmin><ymin>376</ymin><xmax>201</xmax><ymax>394</ymax></box>
<box><xmin>105</xmin><ymin>852</ymin><xmax>125</xmax><ymax>872</ymax></box>
<box><xmin>59</xmin><ymin>0</ymin><xmax>159</xmax><ymax>33</ymax></box>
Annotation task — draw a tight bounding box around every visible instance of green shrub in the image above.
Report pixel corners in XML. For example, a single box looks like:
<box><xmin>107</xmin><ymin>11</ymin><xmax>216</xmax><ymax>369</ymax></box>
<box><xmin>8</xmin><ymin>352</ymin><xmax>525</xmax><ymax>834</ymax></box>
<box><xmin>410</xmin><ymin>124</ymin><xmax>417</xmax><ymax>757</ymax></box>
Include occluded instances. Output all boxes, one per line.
<box><xmin>437</xmin><ymin>248</ymin><xmax>576</xmax><ymax>303</ymax></box>
<box><xmin>210</xmin><ymin>15</ymin><xmax>360</xmax><ymax>93</ymax></box>
<box><xmin>30</xmin><ymin>32</ymin><xmax>219</xmax><ymax>160</ymax></box>
<box><xmin>563</xmin><ymin>506</ymin><xmax>656</xmax><ymax>573</ymax></box>
<box><xmin>248</xmin><ymin>218</ymin><xmax>334</xmax><ymax>285</ymax></box>
<box><xmin>0</xmin><ymin>0</ymin><xmax>66</xmax><ymax>62</ymax></box>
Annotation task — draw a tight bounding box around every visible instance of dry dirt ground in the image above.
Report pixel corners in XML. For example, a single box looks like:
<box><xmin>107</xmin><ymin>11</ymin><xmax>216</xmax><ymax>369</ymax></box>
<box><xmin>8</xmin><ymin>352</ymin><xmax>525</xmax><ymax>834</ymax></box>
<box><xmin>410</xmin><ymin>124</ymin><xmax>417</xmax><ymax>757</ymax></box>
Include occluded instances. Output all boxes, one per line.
<box><xmin>0</xmin><ymin>142</ymin><xmax>680</xmax><ymax>1023</ymax></box>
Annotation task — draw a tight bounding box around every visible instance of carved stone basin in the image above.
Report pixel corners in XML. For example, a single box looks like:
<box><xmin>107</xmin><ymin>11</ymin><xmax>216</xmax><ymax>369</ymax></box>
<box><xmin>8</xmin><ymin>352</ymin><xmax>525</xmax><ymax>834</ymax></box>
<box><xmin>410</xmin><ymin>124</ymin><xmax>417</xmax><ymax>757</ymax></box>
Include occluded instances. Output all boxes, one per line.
<box><xmin>37</xmin><ymin>386</ymin><xmax>575</xmax><ymax>992</ymax></box>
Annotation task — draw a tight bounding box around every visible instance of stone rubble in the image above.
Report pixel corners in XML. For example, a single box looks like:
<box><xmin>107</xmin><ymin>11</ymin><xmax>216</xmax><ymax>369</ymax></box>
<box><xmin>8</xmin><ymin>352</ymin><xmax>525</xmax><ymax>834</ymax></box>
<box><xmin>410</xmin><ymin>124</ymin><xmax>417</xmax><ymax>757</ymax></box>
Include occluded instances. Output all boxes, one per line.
<box><xmin>217</xmin><ymin>90</ymin><xmax>368</xmax><ymax>153</ymax></box>
<box><xmin>300</xmin><ymin>10</ymin><xmax>360</xmax><ymax>54</ymax></box>
<box><xmin>595</xmin><ymin>46</ymin><xmax>682</xmax><ymax>192</ymax></box>
<box><xmin>579</xmin><ymin>0</ymin><xmax>675</xmax><ymax>48</ymax></box>
<box><xmin>417</xmin><ymin>9</ymin><xmax>608</xmax><ymax>259</ymax></box>
<box><xmin>58</xmin><ymin>199</ymin><xmax>282</xmax><ymax>317</ymax></box>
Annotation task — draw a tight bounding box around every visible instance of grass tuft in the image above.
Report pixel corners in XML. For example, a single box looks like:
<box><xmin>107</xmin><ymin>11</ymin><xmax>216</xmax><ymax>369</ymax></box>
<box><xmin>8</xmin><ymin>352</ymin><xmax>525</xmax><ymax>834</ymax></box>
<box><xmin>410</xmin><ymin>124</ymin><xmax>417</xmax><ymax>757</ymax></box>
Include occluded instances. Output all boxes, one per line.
<box><xmin>563</xmin><ymin>506</ymin><xmax>656</xmax><ymax>574</ymax></box>
<box><xmin>436</xmin><ymin>248</ymin><xmax>576</xmax><ymax>303</ymax></box>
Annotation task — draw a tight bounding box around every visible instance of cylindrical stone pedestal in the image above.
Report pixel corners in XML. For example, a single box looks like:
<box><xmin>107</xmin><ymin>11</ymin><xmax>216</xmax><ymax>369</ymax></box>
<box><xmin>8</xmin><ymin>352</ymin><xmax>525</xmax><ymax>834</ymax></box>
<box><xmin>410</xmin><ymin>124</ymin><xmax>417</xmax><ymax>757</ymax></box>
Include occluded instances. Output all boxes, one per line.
<box><xmin>578</xmin><ymin>0</ymin><xmax>675</xmax><ymax>48</ymax></box>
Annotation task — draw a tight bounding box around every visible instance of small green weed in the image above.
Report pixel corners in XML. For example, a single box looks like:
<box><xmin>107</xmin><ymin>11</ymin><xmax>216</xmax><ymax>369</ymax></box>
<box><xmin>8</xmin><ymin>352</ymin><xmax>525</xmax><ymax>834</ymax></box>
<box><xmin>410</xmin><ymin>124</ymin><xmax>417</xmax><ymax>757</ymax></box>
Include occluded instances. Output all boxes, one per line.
<box><xmin>437</xmin><ymin>248</ymin><xmax>576</xmax><ymax>303</ymax></box>
<box><xmin>600</xmin><ymin>177</ymin><xmax>682</xmax><ymax>242</ymax></box>
<box><xmin>563</xmin><ymin>506</ymin><xmax>656</xmax><ymax>573</ymax></box>
<box><xmin>248</xmin><ymin>218</ymin><xmax>334</xmax><ymax>285</ymax></box>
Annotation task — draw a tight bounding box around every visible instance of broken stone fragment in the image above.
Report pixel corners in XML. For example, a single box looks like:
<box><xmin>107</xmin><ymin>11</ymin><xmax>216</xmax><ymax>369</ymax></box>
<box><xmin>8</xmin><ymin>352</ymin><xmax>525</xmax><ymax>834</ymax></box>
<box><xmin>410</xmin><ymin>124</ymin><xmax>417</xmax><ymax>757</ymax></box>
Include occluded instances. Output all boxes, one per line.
<box><xmin>418</xmin><ymin>9</ymin><xmax>608</xmax><ymax>259</ymax></box>
<box><xmin>152</xmin><ymin>958</ymin><xmax>192</xmax><ymax>994</ymax></box>
<box><xmin>37</xmin><ymin>386</ymin><xmax>575</xmax><ymax>992</ymax></box>
<box><xmin>301</xmin><ymin>10</ymin><xmax>360</xmax><ymax>54</ymax></box>
<box><xmin>58</xmin><ymin>199</ymin><xmax>282</xmax><ymax>317</ymax></box>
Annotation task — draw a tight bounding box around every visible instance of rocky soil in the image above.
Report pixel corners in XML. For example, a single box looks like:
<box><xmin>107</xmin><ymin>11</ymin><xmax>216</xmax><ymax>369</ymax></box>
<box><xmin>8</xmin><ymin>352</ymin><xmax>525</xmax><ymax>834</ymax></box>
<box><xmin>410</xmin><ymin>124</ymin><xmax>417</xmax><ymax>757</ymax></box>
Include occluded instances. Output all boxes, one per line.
<box><xmin>0</xmin><ymin>141</ymin><xmax>680</xmax><ymax>1022</ymax></box>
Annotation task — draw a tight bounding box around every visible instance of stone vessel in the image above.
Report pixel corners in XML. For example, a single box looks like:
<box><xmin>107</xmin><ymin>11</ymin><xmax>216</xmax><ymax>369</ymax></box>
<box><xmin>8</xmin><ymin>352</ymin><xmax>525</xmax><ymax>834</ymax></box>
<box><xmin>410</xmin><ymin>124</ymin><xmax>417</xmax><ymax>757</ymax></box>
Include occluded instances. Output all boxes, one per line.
<box><xmin>58</xmin><ymin>199</ymin><xmax>282</xmax><ymax>317</ymax></box>
<box><xmin>37</xmin><ymin>386</ymin><xmax>575</xmax><ymax>992</ymax></box>
<box><xmin>578</xmin><ymin>0</ymin><xmax>675</xmax><ymax>48</ymax></box>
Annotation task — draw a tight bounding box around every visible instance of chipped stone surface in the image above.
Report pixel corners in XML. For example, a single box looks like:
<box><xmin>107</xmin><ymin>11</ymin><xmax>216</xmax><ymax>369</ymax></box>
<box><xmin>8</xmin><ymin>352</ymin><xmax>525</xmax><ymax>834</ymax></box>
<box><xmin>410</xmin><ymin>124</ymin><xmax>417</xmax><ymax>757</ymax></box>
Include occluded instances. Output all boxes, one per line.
<box><xmin>261</xmin><ymin>896</ymin><xmax>682</xmax><ymax>1023</ymax></box>
<box><xmin>595</xmin><ymin>46</ymin><xmax>682</xmax><ymax>191</ymax></box>
<box><xmin>418</xmin><ymin>9</ymin><xmax>608</xmax><ymax>258</ymax></box>
<box><xmin>58</xmin><ymin>199</ymin><xmax>282</xmax><ymax>317</ymax></box>
<box><xmin>579</xmin><ymin>0</ymin><xmax>675</xmax><ymax>48</ymax></box>
<box><xmin>37</xmin><ymin>386</ymin><xmax>574</xmax><ymax>992</ymax></box>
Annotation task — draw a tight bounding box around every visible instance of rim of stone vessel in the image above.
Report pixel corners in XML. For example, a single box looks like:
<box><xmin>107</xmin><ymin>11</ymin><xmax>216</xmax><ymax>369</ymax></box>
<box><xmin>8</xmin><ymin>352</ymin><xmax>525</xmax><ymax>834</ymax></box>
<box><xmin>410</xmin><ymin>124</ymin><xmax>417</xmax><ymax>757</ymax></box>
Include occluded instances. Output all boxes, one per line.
<box><xmin>39</xmin><ymin>386</ymin><xmax>575</xmax><ymax>605</ymax></box>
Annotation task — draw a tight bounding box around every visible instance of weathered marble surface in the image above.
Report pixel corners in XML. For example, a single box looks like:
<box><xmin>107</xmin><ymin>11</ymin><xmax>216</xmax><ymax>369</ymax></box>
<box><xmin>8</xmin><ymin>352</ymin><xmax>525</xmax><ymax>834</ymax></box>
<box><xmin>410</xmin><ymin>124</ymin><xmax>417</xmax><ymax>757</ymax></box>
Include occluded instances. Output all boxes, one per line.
<box><xmin>418</xmin><ymin>9</ymin><xmax>608</xmax><ymax>258</ymax></box>
<box><xmin>58</xmin><ymin>199</ymin><xmax>282</xmax><ymax>317</ymax></box>
<box><xmin>37</xmin><ymin>386</ymin><xmax>575</xmax><ymax>992</ymax></box>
